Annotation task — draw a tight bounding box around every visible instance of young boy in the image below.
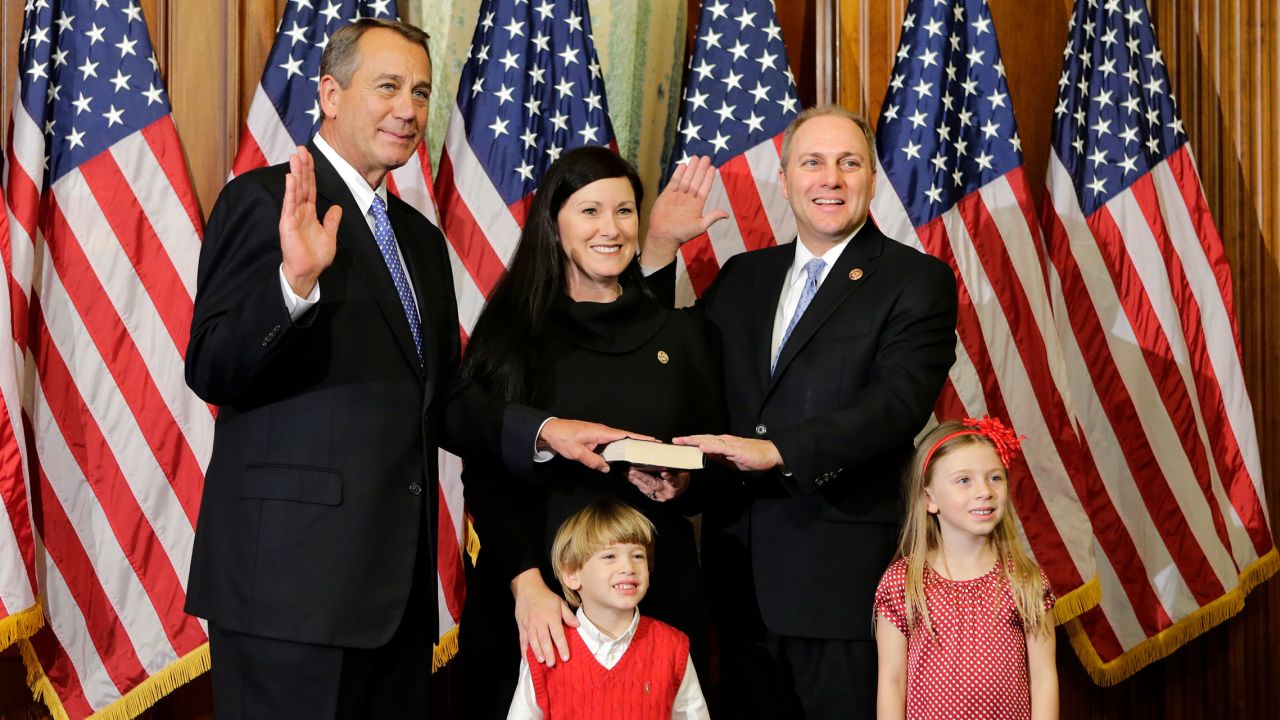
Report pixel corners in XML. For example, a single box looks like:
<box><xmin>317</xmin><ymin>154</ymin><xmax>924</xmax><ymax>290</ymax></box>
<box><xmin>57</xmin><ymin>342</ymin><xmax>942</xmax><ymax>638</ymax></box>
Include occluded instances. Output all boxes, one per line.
<box><xmin>506</xmin><ymin>502</ymin><xmax>709</xmax><ymax>719</ymax></box>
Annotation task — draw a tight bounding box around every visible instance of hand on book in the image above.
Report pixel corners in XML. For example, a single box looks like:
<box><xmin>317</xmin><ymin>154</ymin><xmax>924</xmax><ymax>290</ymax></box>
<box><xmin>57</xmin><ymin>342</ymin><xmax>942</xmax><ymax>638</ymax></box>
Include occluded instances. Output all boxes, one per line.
<box><xmin>627</xmin><ymin>467</ymin><xmax>691</xmax><ymax>502</ymax></box>
<box><xmin>674</xmin><ymin>434</ymin><xmax>783</xmax><ymax>473</ymax></box>
<box><xmin>538</xmin><ymin>419</ymin><xmax>655</xmax><ymax>472</ymax></box>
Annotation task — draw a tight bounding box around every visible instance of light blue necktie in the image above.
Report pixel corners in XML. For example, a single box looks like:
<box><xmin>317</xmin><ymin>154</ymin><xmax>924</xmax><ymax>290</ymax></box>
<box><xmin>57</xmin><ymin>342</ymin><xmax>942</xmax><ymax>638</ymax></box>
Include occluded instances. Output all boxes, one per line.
<box><xmin>369</xmin><ymin>195</ymin><xmax>423</xmax><ymax>364</ymax></box>
<box><xmin>773</xmin><ymin>257</ymin><xmax>826</xmax><ymax>372</ymax></box>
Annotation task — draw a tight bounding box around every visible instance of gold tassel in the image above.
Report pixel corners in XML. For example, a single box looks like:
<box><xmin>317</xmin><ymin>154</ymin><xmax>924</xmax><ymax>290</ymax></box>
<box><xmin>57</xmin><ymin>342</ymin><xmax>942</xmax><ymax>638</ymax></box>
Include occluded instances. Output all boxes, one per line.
<box><xmin>0</xmin><ymin>602</ymin><xmax>44</xmax><ymax>652</ymax></box>
<box><xmin>20</xmin><ymin>638</ymin><xmax>69</xmax><ymax>720</ymax></box>
<box><xmin>20</xmin><ymin>640</ymin><xmax>210</xmax><ymax>720</ymax></box>
<box><xmin>432</xmin><ymin>624</ymin><xmax>460</xmax><ymax>673</ymax></box>
<box><xmin>1066</xmin><ymin>549</ymin><xmax>1280</xmax><ymax>686</ymax></box>
<box><xmin>1237</xmin><ymin>546</ymin><xmax>1279</xmax><ymax>595</ymax></box>
<box><xmin>465</xmin><ymin>515</ymin><xmax>481</xmax><ymax>567</ymax></box>
<box><xmin>1051</xmin><ymin>575</ymin><xmax>1101</xmax><ymax>626</ymax></box>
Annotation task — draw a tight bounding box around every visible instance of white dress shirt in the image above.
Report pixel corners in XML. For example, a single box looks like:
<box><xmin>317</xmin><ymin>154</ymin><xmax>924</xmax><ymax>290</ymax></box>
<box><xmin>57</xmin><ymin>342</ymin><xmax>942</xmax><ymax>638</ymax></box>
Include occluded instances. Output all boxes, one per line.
<box><xmin>506</xmin><ymin>608</ymin><xmax>710</xmax><ymax>720</ymax></box>
<box><xmin>769</xmin><ymin>223</ymin><xmax>863</xmax><ymax>367</ymax></box>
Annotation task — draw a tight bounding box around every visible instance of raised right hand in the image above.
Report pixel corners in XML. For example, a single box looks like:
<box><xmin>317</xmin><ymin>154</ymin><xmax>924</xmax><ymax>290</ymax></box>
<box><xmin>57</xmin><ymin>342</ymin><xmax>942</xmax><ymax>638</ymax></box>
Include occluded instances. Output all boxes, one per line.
<box><xmin>512</xmin><ymin>568</ymin><xmax>579</xmax><ymax>666</ymax></box>
<box><xmin>639</xmin><ymin>155</ymin><xmax>729</xmax><ymax>269</ymax></box>
<box><xmin>280</xmin><ymin>146</ymin><xmax>341</xmax><ymax>297</ymax></box>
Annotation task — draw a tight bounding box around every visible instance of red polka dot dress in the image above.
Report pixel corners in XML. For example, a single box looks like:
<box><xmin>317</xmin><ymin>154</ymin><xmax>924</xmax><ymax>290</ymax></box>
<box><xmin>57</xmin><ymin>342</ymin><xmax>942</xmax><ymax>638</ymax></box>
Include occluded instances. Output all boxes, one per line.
<box><xmin>874</xmin><ymin>557</ymin><xmax>1055</xmax><ymax>720</ymax></box>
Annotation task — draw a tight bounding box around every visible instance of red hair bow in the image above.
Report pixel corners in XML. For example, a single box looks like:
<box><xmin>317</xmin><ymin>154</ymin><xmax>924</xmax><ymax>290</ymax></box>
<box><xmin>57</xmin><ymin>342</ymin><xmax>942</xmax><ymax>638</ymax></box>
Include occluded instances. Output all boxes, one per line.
<box><xmin>962</xmin><ymin>415</ymin><xmax>1025</xmax><ymax>467</ymax></box>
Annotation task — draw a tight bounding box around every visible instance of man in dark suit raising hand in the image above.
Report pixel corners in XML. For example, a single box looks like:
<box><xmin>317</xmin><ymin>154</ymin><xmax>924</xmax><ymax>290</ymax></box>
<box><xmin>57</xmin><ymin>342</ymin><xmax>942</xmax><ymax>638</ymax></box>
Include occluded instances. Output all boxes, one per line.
<box><xmin>185</xmin><ymin>19</ymin><xmax>632</xmax><ymax>720</ymax></box>
<box><xmin>642</xmin><ymin>106</ymin><xmax>959</xmax><ymax>718</ymax></box>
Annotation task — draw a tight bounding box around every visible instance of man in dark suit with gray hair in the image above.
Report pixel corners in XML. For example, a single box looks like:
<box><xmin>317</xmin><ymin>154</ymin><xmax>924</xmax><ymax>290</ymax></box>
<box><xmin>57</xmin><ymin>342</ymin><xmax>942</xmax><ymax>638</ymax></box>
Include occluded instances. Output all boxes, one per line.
<box><xmin>185</xmin><ymin>18</ymin><xmax>632</xmax><ymax>719</ymax></box>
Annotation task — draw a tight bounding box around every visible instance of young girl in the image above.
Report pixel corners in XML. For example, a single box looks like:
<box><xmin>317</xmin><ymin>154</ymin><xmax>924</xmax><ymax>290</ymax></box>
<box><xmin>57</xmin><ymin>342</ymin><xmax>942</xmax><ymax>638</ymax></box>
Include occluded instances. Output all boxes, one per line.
<box><xmin>874</xmin><ymin>417</ymin><xmax>1057</xmax><ymax>720</ymax></box>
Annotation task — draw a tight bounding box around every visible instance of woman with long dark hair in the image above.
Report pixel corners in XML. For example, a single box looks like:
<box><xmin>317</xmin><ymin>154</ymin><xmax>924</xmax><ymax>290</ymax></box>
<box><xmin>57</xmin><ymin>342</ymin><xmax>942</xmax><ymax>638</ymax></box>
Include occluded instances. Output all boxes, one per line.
<box><xmin>457</xmin><ymin>147</ymin><xmax>722</xmax><ymax>717</ymax></box>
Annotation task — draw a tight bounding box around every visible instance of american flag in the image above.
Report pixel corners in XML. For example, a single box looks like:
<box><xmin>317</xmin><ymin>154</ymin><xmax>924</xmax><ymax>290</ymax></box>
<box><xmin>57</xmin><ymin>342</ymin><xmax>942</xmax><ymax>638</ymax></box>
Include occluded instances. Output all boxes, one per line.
<box><xmin>228</xmin><ymin>0</ymin><xmax>470</xmax><ymax>670</ymax></box>
<box><xmin>869</xmin><ymin>0</ymin><xmax>1101</xmax><ymax>626</ymax></box>
<box><xmin>1043</xmin><ymin>0</ymin><xmax>1275</xmax><ymax>684</ymax></box>
<box><xmin>436</xmin><ymin>0</ymin><xmax>616</xmax><ymax>337</ymax></box>
<box><xmin>1</xmin><ymin>0</ymin><xmax>216</xmax><ymax>717</ymax></box>
<box><xmin>0</xmin><ymin>196</ymin><xmax>40</xmax><ymax>652</ymax></box>
<box><xmin>667</xmin><ymin>0</ymin><xmax>798</xmax><ymax>306</ymax></box>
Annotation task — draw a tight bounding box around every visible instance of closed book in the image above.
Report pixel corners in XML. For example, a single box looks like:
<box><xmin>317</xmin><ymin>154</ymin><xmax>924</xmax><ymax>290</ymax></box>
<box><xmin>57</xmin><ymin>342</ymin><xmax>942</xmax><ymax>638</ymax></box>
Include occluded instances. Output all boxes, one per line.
<box><xmin>601</xmin><ymin>439</ymin><xmax>704</xmax><ymax>470</ymax></box>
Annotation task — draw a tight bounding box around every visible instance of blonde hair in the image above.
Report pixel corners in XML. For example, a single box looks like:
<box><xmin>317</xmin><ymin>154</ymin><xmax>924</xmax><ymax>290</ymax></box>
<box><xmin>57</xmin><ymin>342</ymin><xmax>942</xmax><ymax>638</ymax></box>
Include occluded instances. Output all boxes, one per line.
<box><xmin>896</xmin><ymin>420</ymin><xmax>1051</xmax><ymax>638</ymax></box>
<box><xmin>551</xmin><ymin>502</ymin><xmax>656</xmax><ymax>607</ymax></box>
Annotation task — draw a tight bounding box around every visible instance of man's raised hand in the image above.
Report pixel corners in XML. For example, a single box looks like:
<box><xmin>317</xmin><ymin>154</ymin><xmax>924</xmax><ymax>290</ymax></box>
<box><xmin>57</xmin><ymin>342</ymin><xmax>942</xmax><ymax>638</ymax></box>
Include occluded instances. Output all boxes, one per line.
<box><xmin>280</xmin><ymin>146</ymin><xmax>341</xmax><ymax>298</ymax></box>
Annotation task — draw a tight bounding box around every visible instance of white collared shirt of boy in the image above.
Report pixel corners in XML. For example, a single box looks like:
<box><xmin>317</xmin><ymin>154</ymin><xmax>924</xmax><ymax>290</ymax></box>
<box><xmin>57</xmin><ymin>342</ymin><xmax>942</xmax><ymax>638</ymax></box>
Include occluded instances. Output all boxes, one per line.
<box><xmin>278</xmin><ymin>136</ymin><xmax>557</xmax><ymax>456</ymax></box>
<box><xmin>506</xmin><ymin>608</ymin><xmax>710</xmax><ymax>720</ymax></box>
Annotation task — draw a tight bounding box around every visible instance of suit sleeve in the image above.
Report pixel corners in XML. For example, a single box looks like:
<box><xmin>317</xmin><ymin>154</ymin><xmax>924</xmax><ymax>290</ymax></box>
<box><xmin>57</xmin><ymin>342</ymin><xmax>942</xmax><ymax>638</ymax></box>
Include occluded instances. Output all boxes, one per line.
<box><xmin>770</xmin><ymin>256</ymin><xmax>958</xmax><ymax>495</ymax></box>
<box><xmin>185</xmin><ymin>172</ymin><xmax>304</xmax><ymax>406</ymax></box>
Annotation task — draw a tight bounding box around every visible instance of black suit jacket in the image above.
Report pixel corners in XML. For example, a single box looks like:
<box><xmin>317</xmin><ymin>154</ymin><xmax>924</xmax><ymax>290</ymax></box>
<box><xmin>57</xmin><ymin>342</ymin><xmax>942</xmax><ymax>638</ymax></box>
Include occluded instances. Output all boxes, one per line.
<box><xmin>184</xmin><ymin>144</ymin><xmax>545</xmax><ymax>649</ymax></box>
<box><xmin>674</xmin><ymin>221</ymin><xmax>957</xmax><ymax>640</ymax></box>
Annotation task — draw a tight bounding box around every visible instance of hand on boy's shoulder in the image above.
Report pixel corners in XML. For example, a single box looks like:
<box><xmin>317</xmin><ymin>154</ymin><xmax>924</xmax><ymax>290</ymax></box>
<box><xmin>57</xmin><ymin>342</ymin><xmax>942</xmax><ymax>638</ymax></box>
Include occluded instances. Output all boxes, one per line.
<box><xmin>514</xmin><ymin>568</ymin><xmax>580</xmax><ymax>667</ymax></box>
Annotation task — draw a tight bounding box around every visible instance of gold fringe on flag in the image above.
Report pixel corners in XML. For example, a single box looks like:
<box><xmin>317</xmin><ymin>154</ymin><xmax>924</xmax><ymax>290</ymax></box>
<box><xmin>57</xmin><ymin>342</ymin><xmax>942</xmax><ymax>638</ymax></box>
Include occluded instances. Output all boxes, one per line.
<box><xmin>0</xmin><ymin>602</ymin><xmax>43</xmax><ymax>652</ymax></box>
<box><xmin>1051</xmin><ymin>575</ymin><xmax>1101</xmax><ymax>626</ymax></box>
<box><xmin>465</xmin><ymin>514</ymin><xmax>481</xmax><ymax>567</ymax></box>
<box><xmin>21</xmin><ymin>640</ymin><xmax>210</xmax><ymax>720</ymax></box>
<box><xmin>20</xmin><ymin>637</ymin><xmax>69</xmax><ymax>720</ymax></box>
<box><xmin>432</xmin><ymin>623</ymin><xmax>460</xmax><ymax>673</ymax></box>
<box><xmin>1067</xmin><ymin>547</ymin><xmax>1280</xmax><ymax>686</ymax></box>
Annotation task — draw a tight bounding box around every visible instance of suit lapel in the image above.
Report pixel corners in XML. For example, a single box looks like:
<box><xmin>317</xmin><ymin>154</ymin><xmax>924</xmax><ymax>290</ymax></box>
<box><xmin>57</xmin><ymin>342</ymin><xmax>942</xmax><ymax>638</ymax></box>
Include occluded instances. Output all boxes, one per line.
<box><xmin>768</xmin><ymin>225</ymin><xmax>885</xmax><ymax>389</ymax></box>
<box><xmin>310</xmin><ymin>144</ymin><xmax>424</xmax><ymax>378</ymax></box>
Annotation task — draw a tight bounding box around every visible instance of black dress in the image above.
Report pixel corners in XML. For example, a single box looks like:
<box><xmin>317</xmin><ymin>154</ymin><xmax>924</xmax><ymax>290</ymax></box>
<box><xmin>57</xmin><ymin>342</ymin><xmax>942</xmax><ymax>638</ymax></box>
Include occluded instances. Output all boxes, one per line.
<box><xmin>458</xmin><ymin>280</ymin><xmax>724</xmax><ymax>719</ymax></box>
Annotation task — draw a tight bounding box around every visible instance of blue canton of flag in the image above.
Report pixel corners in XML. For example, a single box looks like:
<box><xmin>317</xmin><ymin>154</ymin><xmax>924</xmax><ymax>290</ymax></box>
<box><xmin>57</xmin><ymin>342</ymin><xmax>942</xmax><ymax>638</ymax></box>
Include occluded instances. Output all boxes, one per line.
<box><xmin>664</xmin><ymin>0</ymin><xmax>799</xmax><ymax>302</ymax></box>
<box><xmin>1052</xmin><ymin>0</ymin><xmax>1185</xmax><ymax>215</ymax></box>
<box><xmin>668</xmin><ymin>0</ymin><xmax>798</xmax><ymax>172</ymax></box>
<box><xmin>454</xmin><ymin>0</ymin><xmax>615</xmax><ymax>208</ymax></box>
<box><xmin>876</xmin><ymin>0</ymin><xmax>1023</xmax><ymax>227</ymax></box>
<box><xmin>18</xmin><ymin>0</ymin><xmax>170</xmax><ymax>185</ymax></box>
<box><xmin>262</xmin><ymin>0</ymin><xmax>396</xmax><ymax>143</ymax></box>
<box><xmin>232</xmin><ymin>0</ymin><xmax>397</xmax><ymax>174</ymax></box>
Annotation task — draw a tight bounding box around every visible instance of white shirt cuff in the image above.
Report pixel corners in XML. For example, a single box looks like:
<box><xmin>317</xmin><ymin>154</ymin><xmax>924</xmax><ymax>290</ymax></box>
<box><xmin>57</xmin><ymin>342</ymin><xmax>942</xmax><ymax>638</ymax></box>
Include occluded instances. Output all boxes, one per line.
<box><xmin>279</xmin><ymin>264</ymin><xmax>319</xmax><ymax>321</ymax></box>
<box><xmin>533</xmin><ymin>416</ymin><xmax>556</xmax><ymax>463</ymax></box>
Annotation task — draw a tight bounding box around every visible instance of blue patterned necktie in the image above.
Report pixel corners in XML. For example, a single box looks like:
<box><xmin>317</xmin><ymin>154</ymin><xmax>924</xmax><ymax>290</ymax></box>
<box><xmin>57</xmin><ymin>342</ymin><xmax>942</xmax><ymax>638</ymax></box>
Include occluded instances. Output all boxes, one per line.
<box><xmin>369</xmin><ymin>195</ymin><xmax>423</xmax><ymax>364</ymax></box>
<box><xmin>774</xmin><ymin>257</ymin><xmax>826</xmax><ymax>372</ymax></box>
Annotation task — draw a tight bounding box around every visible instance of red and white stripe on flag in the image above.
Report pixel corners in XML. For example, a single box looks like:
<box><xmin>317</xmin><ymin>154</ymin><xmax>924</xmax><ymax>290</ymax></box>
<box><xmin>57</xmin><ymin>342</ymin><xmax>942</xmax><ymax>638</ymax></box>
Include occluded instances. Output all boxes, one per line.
<box><xmin>3</xmin><ymin>1</ymin><xmax>216</xmax><ymax>716</ymax></box>
<box><xmin>1043</xmin><ymin>0</ymin><xmax>1276</xmax><ymax>684</ymax></box>
<box><xmin>0</xmin><ymin>196</ymin><xmax>41</xmax><ymax>652</ymax></box>
<box><xmin>665</xmin><ymin>0</ymin><xmax>800</xmax><ymax>306</ymax></box>
<box><xmin>870</xmin><ymin>0</ymin><xmax>1100</xmax><ymax>624</ymax></box>
<box><xmin>228</xmin><ymin>0</ymin><xmax>472</xmax><ymax>668</ymax></box>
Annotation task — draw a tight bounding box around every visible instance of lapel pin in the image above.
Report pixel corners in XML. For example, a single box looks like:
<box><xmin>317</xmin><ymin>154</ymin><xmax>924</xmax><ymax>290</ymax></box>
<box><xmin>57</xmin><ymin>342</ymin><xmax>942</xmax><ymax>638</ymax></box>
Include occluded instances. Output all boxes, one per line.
<box><xmin>849</xmin><ymin>268</ymin><xmax>864</xmax><ymax>281</ymax></box>
<box><xmin>657</xmin><ymin>350</ymin><xmax>670</xmax><ymax>365</ymax></box>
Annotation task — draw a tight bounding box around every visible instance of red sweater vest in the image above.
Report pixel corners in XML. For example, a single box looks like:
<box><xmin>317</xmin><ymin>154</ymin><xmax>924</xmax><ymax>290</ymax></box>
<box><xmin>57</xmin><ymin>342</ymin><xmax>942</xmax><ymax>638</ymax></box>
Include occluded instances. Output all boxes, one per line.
<box><xmin>528</xmin><ymin>616</ymin><xmax>689</xmax><ymax>719</ymax></box>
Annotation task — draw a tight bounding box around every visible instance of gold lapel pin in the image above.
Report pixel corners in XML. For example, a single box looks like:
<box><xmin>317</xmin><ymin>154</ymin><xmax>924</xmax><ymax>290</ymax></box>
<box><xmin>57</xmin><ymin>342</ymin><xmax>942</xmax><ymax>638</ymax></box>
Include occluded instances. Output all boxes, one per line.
<box><xmin>849</xmin><ymin>268</ymin><xmax>864</xmax><ymax>281</ymax></box>
<box><xmin>657</xmin><ymin>350</ymin><xmax>670</xmax><ymax>365</ymax></box>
